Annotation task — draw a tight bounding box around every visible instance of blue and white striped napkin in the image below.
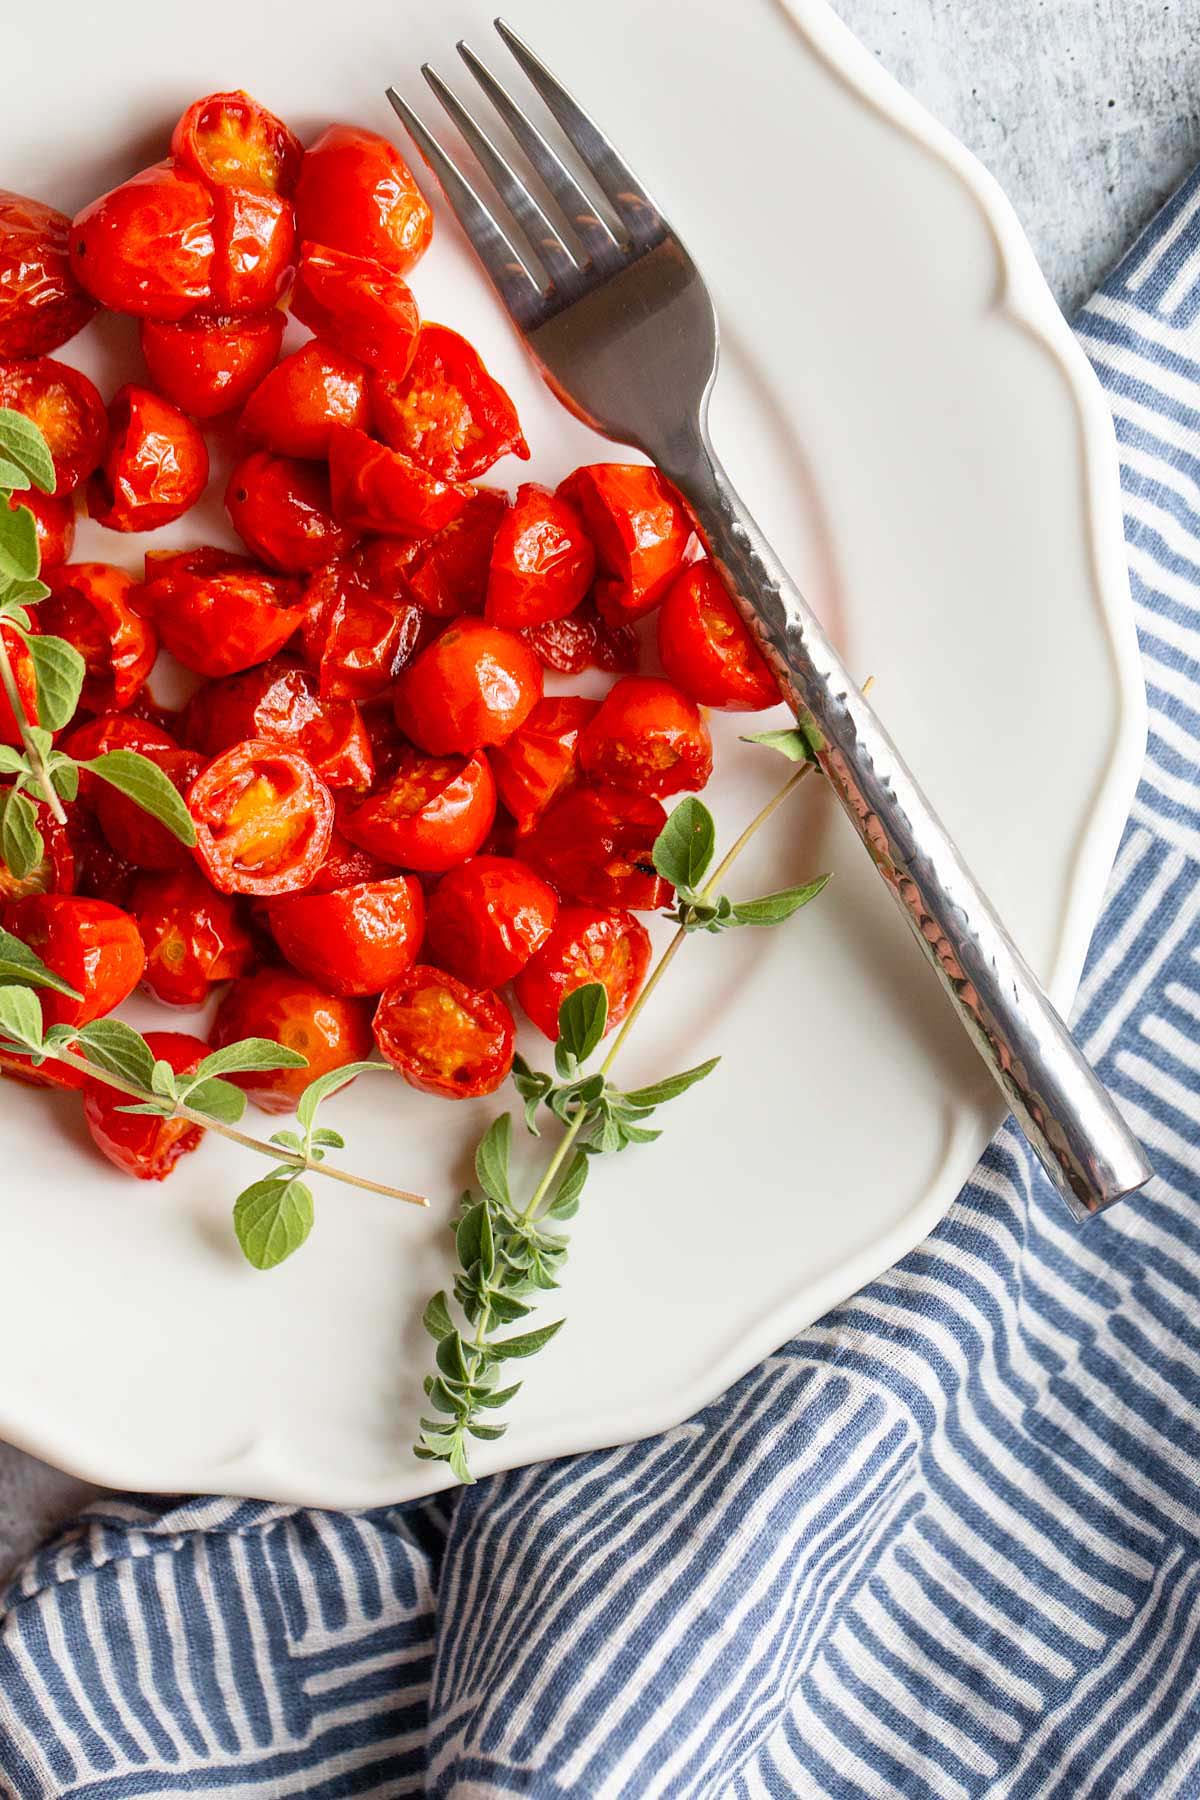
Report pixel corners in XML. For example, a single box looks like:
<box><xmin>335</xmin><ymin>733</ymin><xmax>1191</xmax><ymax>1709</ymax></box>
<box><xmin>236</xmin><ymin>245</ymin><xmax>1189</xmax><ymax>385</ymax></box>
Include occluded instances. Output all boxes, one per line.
<box><xmin>3</xmin><ymin>166</ymin><xmax>1200</xmax><ymax>1800</ymax></box>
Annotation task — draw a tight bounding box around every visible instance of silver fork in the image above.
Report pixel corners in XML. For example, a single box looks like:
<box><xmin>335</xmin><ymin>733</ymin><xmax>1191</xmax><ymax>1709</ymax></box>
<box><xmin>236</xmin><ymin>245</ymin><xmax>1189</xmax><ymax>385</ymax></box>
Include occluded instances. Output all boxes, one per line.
<box><xmin>386</xmin><ymin>20</ymin><xmax>1151</xmax><ymax>1221</ymax></box>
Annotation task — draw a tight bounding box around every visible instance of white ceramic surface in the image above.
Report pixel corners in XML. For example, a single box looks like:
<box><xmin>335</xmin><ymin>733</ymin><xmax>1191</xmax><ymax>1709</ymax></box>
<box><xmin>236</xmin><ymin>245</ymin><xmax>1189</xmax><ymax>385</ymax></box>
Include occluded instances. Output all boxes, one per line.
<box><xmin>0</xmin><ymin>0</ymin><xmax>1143</xmax><ymax>1503</ymax></box>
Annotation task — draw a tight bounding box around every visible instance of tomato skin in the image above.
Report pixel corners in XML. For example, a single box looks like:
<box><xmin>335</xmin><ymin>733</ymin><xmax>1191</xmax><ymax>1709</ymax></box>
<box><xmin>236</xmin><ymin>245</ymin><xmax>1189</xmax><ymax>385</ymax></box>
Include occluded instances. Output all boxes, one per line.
<box><xmin>394</xmin><ymin>619</ymin><xmax>542</xmax><ymax>755</ymax></box>
<box><xmin>1</xmin><ymin>893</ymin><xmax>145</xmax><ymax>1027</ymax></box>
<box><xmin>485</xmin><ymin>483</ymin><xmax>594</xmax><ymax>628</ymax></box>
<box><xmin>41</xmin><ymin>562</ymin><xmax>156</xmax><ymax>713</ymax></box>
<box><xmin>0</xmin><ymin>799</ymin><xmax>74</xmax><ymax>903</ymax></box>
<box><xmin>521</xmin><ymin>784</ymin><xmax>672</xmax><ymax>911</ymax></box>
<box><xmin>131</xmin><ymin>868</ymin><xmax>253</xmax><ymax>1007</ymax></box>
<box><xmin>172</xmin><ymin>92</ymin><xmax>303</xmax><ymax>195</ymax></box>
<box><xmin>370</xmin><ymin>324</ymin><xmax>528</xmax><ymax>482</ymax></box>
<box><xmin>373</xmin><ymin>965</ymin><xmax>514</xmax><ymax>1099</ymax></box>
<box><xmin>209</xmin><ymin>966</ymin><xmax>372</xmax><ymax>1113</ymax></box>
<box><xmin>226</xmin><ymin>449</ymin><xmax>354</xmax><ymax>574</ymax></box>
<box><xmin>521</xmin><ymin>600</ymin><xmax>639</xmax><ymax>676</ymax></box>
<box><xmin>0</xmin><ymin>356</ymin><xmax>107</xmax><ymax>495</ymax></box>
<box><xmin>239</xmin><ymin>340</ymin><xmax>369</xmax><ymax>458</ymax></box>
<box><xmin>70</xmin><ymin>161</ymin><xmax>216</xmax><ymax>320</ymax></box>
<box><xmin>425</xmin><ymin>855</ymin><xmax>557</xmax><ymax>989</ymax></box>
<box><xmin>513</xmin><ymin>903</ymin><xmax>651</xmax><ymax>1040</ymax></box>
<box><xmin>0</xmin><ymin>621</ymin><xmax>38</xmax><ymax>748</ymax></box>
<box><xmin>340</xmin><ymin>747</ymin><xmax>496</xmax><ymax>872</ymax></box>
<box><xmin>140</xmin><ymin>310</ymin><xmax>285</xmax><ymax>420</ymax></box>
<box><xmin>143</xmin><ymin>564</ymin><xmax>304</xmax><ymax>679</ymax></box>
<box><xmin>11</xmin><ymin>488</ymin><xmax>74</xmax><ymax>571</ymax></box>
<box><xmin>210</xmin><ymin>187</ymin><xmax>297</xmax><ymax>313</ymax></box>
<box><xmin>578</xmin><ymin>676</ymin><xmax>713</xmax><ymax>798</ymax></box>
<box><xmin>557</xmin><ymin>463</ymin><xmax>691</xmax><ymax>623</ymax></box>
<box><xmin>88</xmin><ymin>385</ymin><xmax>208</xmax><ymax>532</ymax></box>
<box><xmin>294</xmin><ymin>125</ymin><xmax>432</xmax><ymax>275</ymax></box>
<box><xmin>189</xmin><ymin>740</ymin><xmax>334</xmax><ymax>897</ymax></box>
<box><xmin>299</xmin><ymin>559</ymin><xmax>421</xmax><ymax>702</ymax></box>
<box><xmin>328</xmin><ymin>424</ymin><xmax>472</xmax><ymax>537</ymax></box>
<box><xmin>303</xmin><ymin>829</ymin><xmax>392</xmax><ymax>895</ymax></box>
<box><xmin>291</xmin><ymin>244</ymin><xmax>420</xmax><ymax>381</ymax></box>
<box><xmin>59</xmin><ymin>711</ymin><xmax>179</xmax><ymax>807</ymax></box>
<box><xmin>98</xmin><ymin>743</ymin><xmax>204</xmax><ymax>872</ymax></box>
<box><xmin>266</xmin><ymin>874</ymin><xmax>424</xmax><ymax>996</ymax></box>
<box><xmin>0</xmin><ymin>190</ymin><xmax>96</xmax><ymax>357</ymax></box>
<box><xmin>142</xmin><ymin>545</ymin><xmax>255</xmax><ymax>584</ymax></box>
<box><xmin>181</xmin><ymin>658</ymin><xmax>373</xmax><ymax>791</ymax></box>
<box><xmin>489</xmin><ymin>695</ymin><xmax>598</xmax><ymax>833</ymax></box>
<box><xmin>84</xmin><ymin>1029</ymin><xmax>208</xmax><ymax>1180</ymax></box>
<box><xmin>657</xmin><ymin>560</ymin><xmax>778</xmax><ymax>711</ymax></box>
<box><xmin>389</xmin><ymin>487</ymin><xmax>508</xmax><ymax>619</ymax></box>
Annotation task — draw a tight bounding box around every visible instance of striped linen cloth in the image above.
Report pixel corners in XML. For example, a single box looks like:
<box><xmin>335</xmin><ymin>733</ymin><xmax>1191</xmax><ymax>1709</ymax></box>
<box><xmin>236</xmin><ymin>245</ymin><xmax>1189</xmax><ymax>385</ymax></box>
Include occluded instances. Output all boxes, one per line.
<box><xmin>2</xmin><ymin>172</ymin><xmax>1200</xmax><ymax>1800</ymax></box>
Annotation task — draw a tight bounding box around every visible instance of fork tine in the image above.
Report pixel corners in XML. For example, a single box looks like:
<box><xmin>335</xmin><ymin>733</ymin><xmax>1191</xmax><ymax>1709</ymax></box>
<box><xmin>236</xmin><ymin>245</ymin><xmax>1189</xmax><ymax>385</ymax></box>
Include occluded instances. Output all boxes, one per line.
<box><xmin>492</xmin><ymin>17</ymin><xmax>663</xmax><ymax>248</ymax></box>
<box><xmin>385</xmin><ymin>86</ymin><xmax>547</xmax><ymax>325</ymax></box>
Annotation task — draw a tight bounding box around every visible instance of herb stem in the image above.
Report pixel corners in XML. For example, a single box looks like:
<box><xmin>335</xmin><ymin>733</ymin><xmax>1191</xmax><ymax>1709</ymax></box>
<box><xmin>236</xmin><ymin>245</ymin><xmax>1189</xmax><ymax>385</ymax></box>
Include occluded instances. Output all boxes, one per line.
<box><xmin>700</xmin><ymin>761</ymin><xmax>814</xmax><ymax>903</ymax></box>
<box><xmin>0</xmin><ymin>626</ymin><xmax>66</xmax><ymax>825</ymax></box>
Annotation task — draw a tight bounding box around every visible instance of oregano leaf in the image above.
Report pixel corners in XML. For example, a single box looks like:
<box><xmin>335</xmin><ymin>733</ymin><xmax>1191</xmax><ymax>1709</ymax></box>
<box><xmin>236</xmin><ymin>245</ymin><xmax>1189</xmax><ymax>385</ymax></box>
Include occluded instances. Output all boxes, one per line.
<box><xmin>0</xmin><ymin>499</ymin><xmax>39</xmax><ymax>582</ymax></box>
<box><xmin>180</xmin><ymin>1076</ymin><xmax>247</xmax><ymax>1124</ymax></box>
<box><xmin>546</xmin><ymin>1151</ymin><xmax>589</xmax><ymax>1220</ymax></box>
<box><xmin>490</xmin><ymin>1319</ymin><xmax>564</xmax><ymax>1362</ymax></box>
<box><xmin>0</xmin><ymin>788</ymin><xmax>42</xmax><ymax>883</ymax></box>
<box><xmin>652</xmin><ymin>795</ymin><xmax>715</xmax><ymax>890</ymax></box>
<box><xmin>556</xmin><ymin>983</ymin><xmax>608</xmax><ymax>1068</ymax></box>
<box><xmin>234</xmin><ymin>1175</ymin><xmax>315</xmax><ymax>1270</ymax></box>
<box><xmin>730</xmin><ymin>875</ymin><xmax>831</xmax><ymax>926</ymax></box>
<box><xmin>620</xmin><ymin>1057</ymin><xmax>721</xmax><ymax>1109</ymax></box>
<box><xmin>85</xmin><ymin>750</ymin><xmax>197</xmax><ymax>846</ymax></box>
<box><xmin>474</xmin><ymin>1113</ymin><xmax>512</xmax><ymax>1208</ymax></box>
<box><xmin>0</xmin><ymin>983</ymin><xmax>44</xmax><ymax>1050</ymax></box>
<box><xmin>739</xmin><ymin>725</ymin><xmax>813</xmax><ymax>762</ymax></box>
<box><xmin>26</xmin><ymin>634</ymin><xmax>85</xmax><ymax>732</ymax></box>
<box><xmin>0</xmin><ymin>459</ymin><xmax>32</xmax><ymax>491</ymax></box>
<box><xmin>75</xmin><ymin>1018</ymin><xmax>157</xmax><ymax>1089</ymax></box>
<box><xmin>0</xmin><ymin>924</ymin><xmax>81</xmax><ymax>998</ymax></box>
<box><xmin>0</xmin><ymin>409</ymin><xmax>56</xmax><ymax>494</ymax></box>
<box><xmin>195</xmin><ymin>1038</ymin><xmax>310</xmax><ymax>1085</ymax></box>
<box><xmin>423</xmin><ymin>1291</ymin><xmax>455</xmax><ymax>1341</ymax></box>
<box><xmin>294</xmin><ymin>1058</ymin><xmax>379</xmax><ymax>1129</ymax></box>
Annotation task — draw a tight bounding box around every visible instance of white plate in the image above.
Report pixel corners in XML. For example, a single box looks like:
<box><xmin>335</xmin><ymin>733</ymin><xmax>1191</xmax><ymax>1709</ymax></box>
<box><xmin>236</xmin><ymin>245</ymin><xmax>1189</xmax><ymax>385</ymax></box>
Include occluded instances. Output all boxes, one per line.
<box><xmin>1</xmin><ymin>0</ymin><xmax>1143</xmax><ymax>1503</ymax></box>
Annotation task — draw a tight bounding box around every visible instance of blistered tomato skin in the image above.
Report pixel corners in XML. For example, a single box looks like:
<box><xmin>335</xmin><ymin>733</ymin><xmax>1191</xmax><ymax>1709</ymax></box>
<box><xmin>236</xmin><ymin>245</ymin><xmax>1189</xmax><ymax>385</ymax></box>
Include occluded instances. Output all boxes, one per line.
<box><xmin>340</xmin><ymin>748</ymin><xmax>496</xmax><ymax>872</ymax></box>
<box><xmin>522</xmin><ymin>600</ymin><xmax>639</xmax><ymax>677</ymax></box>
<box><xmin>189</xmin><ymin>740</ymin><xmax>335</xmax><ymax>897</ymax></box>
<box><xmin>485</xmin><ymin>483</ymin><xmax>594</xmax><ymax>628</ymax></box>
<box><xmin>328</xmin><ymin>425</ymin><xmax>472</xmax><ymax>537</ymax></box>
<box><xmin>41</xmin><ymin>562</ymin><xmax>157</xmax><ymax>712</ymax></box>
<box><xmin>98</xmin><ymin>744</ymin><xmax>204</xmax><ymax>872</ymax></box>
<box><xmin>557</xmin><ymin>463</ymin><xmax>692</xmax><ymax>623</ymax></box>
<box><xmin>489</xmin><ymin>695</ymin><xmax>599</xmax><ymax>833</ymax></box>
<box><xmin>578</xmin><ymin>676</ymin><xmax>713</xmax><ymax>799</ymax></box>
<box><xmin>181</xmin><ymin>659</ymin><xmax>374</xmax><ymax>792</ymax></box>
<box><xmin>266</xmin><ymin>874</ymin><xmax>424</xmax><ymax>995</ymax></box>
<box><xmin>373</xmin><ymin>965</ymin><xmax>515</xmax><ymax>1100</ymax></box>
<box><xmin>0</xmin><ymin>621</ymin><xmax>38</xmax><ymax>748</ymax></box>
<box><xmin>209</xmin><ymin>966</ymin><xmax>372</xmax><ymax>1113</ymax></box>
<box><xmin>226</xmin><ymin>449</ymin><xmax>355</xmax><ymax>574</ymax></box>
<box><xmin>394</xmin><ymin>619</ymin><xmax>542</xmax><ymax>756</ymax></box>
<box><xmin>0</xmin><ymin>356</ymin><xmax>107</xmax><ymax>495</ymax></box>
<box><xmin>294</xmin><ymin>124</ymin><xmax>432</xmax><ymax>274</ymax></box>
<box><xmin>291</xmin><ymin>244</ymin><xmax>420</xmax><ymax>380</ymax></box>
<box><xmin>521</xmin><ymin>784</ymin><xmax>672</xmax><ymax>911</ymax></box>
<box><xmin>0</xmin><ymin>190</ymin><xmax>96</xmax><ymax>356</ymax></box>
<box><xmin>370</xmin><ymin>323</ymin><xmax>528</xmax><ymax>483</ymax></box>
<box><xmin>70</xmin><ymin>161</ymin><xmax>216</xmax><ymax>320</ymax></box>
<box><xmin>239</xmin><ymin>341</ymin><xmax>369</xmax><ymax>458</ymax></box>
<box><xmin>382</xmin><ymin>487</ymin><xmax>507</xmax><ymax>618</ymax></box>
<box><xmin>210</xmin><ymin>187</ymin><xmax>297</xmax><ymax>313</ymax></box>
<box><xmin>514</xmin><ymin>904</ymin><xmax>651</xmax><ymax>1040</ymax></box>
<box><xmin>143</xmin><ymin>565</ymin><xmax>305</xmax><ymax>679</ymax></box>
<box><xmin>131</xmin><ymin>868</ymin><xmax>253</xmax><ymax>1007</ymax></box>
<box><xmin>171</xmin><ymin>92</ymin><xmax>304</xmax><ymax>196</ymax></box>
<box><xmin>425</xmin><ymin>855</ymin><xmax>557</xmax><ymax>989</ymax></box>
<box><xmin>303</xmin><ymin>829</ymin><xmax>393</xmax><ymax>894</ymax></box>
<box><xmin>11</xmin><ymin>489</ymin><xmax>74</xmax><ymax>571</ymax></box>
<box><xmin>84</xmin><ymin>1030</ymin><xmax>208</xmax><ymax>1180</ymax></box>
<box><xmin>140</xmin><ymin>311</ymin><xmax>285</xmax><ymax>419</ymax></box>
<box><xmin>1</xmin><ymin>894</ymin><xmax>145</xmax><ymax>1028</ymax></box>
<box><xmin>300</xmin><ymin>561</ymin><xmax>421</xmax><ymax>702</ymax></box>
<box><xmin>657</xmin><ymin>560</ymin><xmax>779</xmax><ymax>710</ymax></box>
<box><xmin>88</xmin><ymin>385</ymin><xmax>209</xmax><ymax>532</ymax></box>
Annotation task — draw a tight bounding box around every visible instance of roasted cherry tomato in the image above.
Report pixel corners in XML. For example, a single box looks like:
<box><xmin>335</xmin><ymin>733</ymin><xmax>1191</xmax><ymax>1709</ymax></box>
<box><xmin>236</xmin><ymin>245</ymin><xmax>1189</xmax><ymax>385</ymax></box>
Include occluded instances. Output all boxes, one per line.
<box><xmin>0</xmin><ymin>621</ymin><xmax>37</xmax><ymax>748</ymax></box>
<box><xmin>425</xmin><ymin>855</ymin><xmax>557</xmax><ymax>989</ymax></box>
<box><xmin>10</xmin><ymin>488</ymin><xmax>74</xmax><ymax>571</ymax></box>
<box><xmin>189</xmin><ymin>740</ymin><xmax>334</xmax><ymax>896</ymax></box>
<box><xmin>394</xmin><ymin>619</ymin><xmax>542</xmax><ymax>755</ymax></box>
<box><xmin>84</xmin><ymin>1030</ymin><xmax>207</xmax><ymax>1181</ymax></box>
<box><xmin>65</xmin><ymin>808</ymin><xmax>138</xmax><ymax>907</ymax></box>
<box><xmin>340</xmin><ymin>747</ymin><xmax>495</xmax><ymax>872</ymax></box>
<box><xmin>181</xmin><ymin>658</ymin><xmax>373</xmax><ymax>791</ymax></box>
<box><xmin>370</xmin><ymin>324</ymin><xmax>528</xmax><ymax>482</ymax></box>
<box><xmin>578</xmin><ymin>676</ymin><xmax>713</xmax><ymax>798</ymax></box>
<box><xmin>557</xmin><ymin>463</ymin><xmax>691</xmax><ymax>623</ymax></box>
<box><xmin>0</xmin><ymin>799</ymin><xmax>74</xmax><ymax>903</ymax></box>
<box><xmin>300</xmin><ymin>560</ymin><xmax>421</xmax><ymax>701</ymax></box>
<box><xmin>88</xmin><ymin>384</ymin><xmax>208</xmax><ymax>532</ymax></box>
<box><xmin>294</xmin><ymin>124</ymin><xmax>432</xmax><ymax>274</ymax></box>
<box><xmin>172</xmin><ymin>92</ymin><xmax>304</xmax><ymax>195</ymax></box>
<box><xmin>521</xmin><ymin>600</ymin><xmax>639</xmax><ymax>676</ymax></box>
<box><xmin>239</xmin><ymin>340</ymin><xmax>369</xmax><ymax>458</ymax></box>
<box><xmin>266</xmin><ymin>874</ymin><xmax>424</xmax><ymax>995</ymax></box>
<box><xmin>489</xmin><ymin>695</ymin><xmax>598</xmax><ymax>833</ymax></box>
<box><xmin>71</xmin><ymin>161</ymin><xmax>216</xmax><ymax>320</ymax></box>
<box><xmin>143</xmin><ymin>564</ymin><xmax>305</xmax><ymax>678</ymax></box>
<box><xmin>226</xmin><ymin>449</ymin><xmax>354</xmax><ymax>573</ymax></box>
<box><xmin>521</xmin><ymin>784</ymin><xmax>671</xmax><ymax>910</ymax></box>
<box><xmin>328</xmin><ymin>424</ymin><xmax>472</xmax><ymax>537</ymax></box>
<box><xmin>657</xmin><ymin>560</ymin><xmax>778</xmax><ymax>710</ymax></box>
<box><xmin>59</xmin><ymin>710</ymin><xmax>179</xmax><ymax>806</ymax></box>
<box><xmin>373</xmin><ymin>965</ymin><xmax>514</xmax><ymax>1099</ymax></box>
<box><xmin>131</xmin><ymin>868</ymin><xmax>253</xmax><ymax>1007</ymax></box>
<box><xmin>210</xmin><ymin>187</ymin><xmax>297</xmax><ymax>313</ymax></box>
<box><xmin>40</xmin><ymin>562</ymin><xmax>156</xmax><ymax>712</ymax></box>
<box><xmin>209</xmin><ymin>966</ymin><xmax>372</xmax><ymax>1113</ymax></box>
<box><xmin>141</xmin><ymin>545</ymin><xmax>255</xmax><ymax>583</ymax></box>
<box><xmin>1</xmin><ymin>893</ymin><xmax>144</xmax><ymax>1027</ymax></box>
<box><xmin>382</xmin><ymin>487</ymin><xmax>507</xmax><ymax>618</ymax></box>
<box><xmin>0</xmin><ymin>190</ymin><xmax>96</xmax><ymax>357</ymax></box>
<box><xmin>0</xmin><ymin>356</ymin><xmax>106</xmax><ymax>495</ymax></box>
<box><xmin>291</xmin><ymin>243</ymin><xmax>420</xmax><ymax>381</ymax></box>
<box><xmin>514</xmin><ymin>904</ymin><xmax>651</xmax><ymax>1041</ymax></box>
<box><xmin>97</xmin><ymin>743</ymin><xmax>204</xmax><ymax>872</ymax></box>
<box><xmin>0</xmin><ymin>1035</ymin><xmax>86</xmax><ymax>1091</ymax></box>
<box><xmin>485</xmin><ymin>482</ymin><xmax>594</xmax><ymax>628</ymax></box>
<box><xmin>303</xmin><ymin>829</ymin><xmax>392</xmax><ymax>895</ymax></box>
<box><xmin>139</xmin><ymin>310</ymin><xmax>286</xmax><ymax>420</ymax></box>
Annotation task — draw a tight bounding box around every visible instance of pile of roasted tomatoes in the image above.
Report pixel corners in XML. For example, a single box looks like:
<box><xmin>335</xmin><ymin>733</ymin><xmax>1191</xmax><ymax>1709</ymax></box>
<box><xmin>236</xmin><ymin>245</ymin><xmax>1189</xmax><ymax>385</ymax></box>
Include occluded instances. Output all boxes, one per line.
<box><xmin>0</xmin><ymin>90</ymin><xmax>780</xmax><ymax>1182</ymax></box>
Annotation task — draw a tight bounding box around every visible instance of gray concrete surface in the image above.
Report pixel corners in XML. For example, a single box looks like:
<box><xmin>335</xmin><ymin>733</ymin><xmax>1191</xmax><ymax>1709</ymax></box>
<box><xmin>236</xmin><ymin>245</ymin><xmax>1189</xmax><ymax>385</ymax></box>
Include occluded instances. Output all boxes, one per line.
<box><xmin>2</xmin><ymin>0</ymin><xmax>1199</xmax><ymax>1593</ymax></box>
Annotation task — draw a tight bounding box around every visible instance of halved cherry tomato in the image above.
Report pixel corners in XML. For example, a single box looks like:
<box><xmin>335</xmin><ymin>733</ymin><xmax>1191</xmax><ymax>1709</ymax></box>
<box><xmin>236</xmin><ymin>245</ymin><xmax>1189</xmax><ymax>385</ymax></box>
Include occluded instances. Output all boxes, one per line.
<box><xmin>373</xmin><ymin>965</ymin><xmax>514</xmax><ymax>1099</ymax></box>
<box><xmin>9</xmin><ymin>489</ymin><xmax>74</xmax><ymax>571</ymax></box>
<box><xmin>0</xmin><ymin>621</ymin><xmax>37</xmax><ymax>748</ymax></box>
<box><xmin>141</xmin><ymin>545</ymin><xmax>255</xmax><ymax>583</ymax></box>
<box><xmin>340</xmin><ymin>747</ymin><xmax>495</xmax><ymax>872</ymax></box>
<box><xmin>0</xmin><ymin>356</ymin><xmax>106</xmax><ymax>495</ymax></box>
<box><xmin>386</xmin><ymin>487</ymin><xmax>507</xmax><ymax>618</ymax></box>
<box><xmin>181</xmin><ymin>658</ymin><xmax>373</xmax><ymax>791</ymax></box>
<box><xmin>291</xmin><ymin>244</ymin><xmax>420</xmax><ymax>381</ymax></box>
<box><xmin>209</xmin><ymin>966</ymin><xmax>372</xmax><ymax>1113</ymax></box>
<box><xmin>513</xmin><ymin>904</ymin><xmax>651</xmax><ymax>1041</ymax></box>
<box><xmin>294</xmin><ymin>124</ymin><xmax>432</xmax><ymax>274</ymax></box>
<box><xmin>522</xmin><ymin>600</ymin><xmax>639</xmax><ymax>676</ymax></box>
<box><xmin>40</xmin><ymin>562</ymin><xmax>156</xmax><ymax>712</ymax></box>
<box><xmin>485</xmin><ymin>483</ymin><xmax>594</xmax><ymax>628</ymax></box>
<box><xmin>490</xmin><ymin>695</ymin><xmax>598</xmax><ymax>833</ymax></box>
<box><xmin>142</xmin><ymin>564</ymin><xmax>305</xmax><ymax>679</ymax></box>
<box><xmin>97</xmin><ymin>743</ymin><xmax>204</xmax><ymax>871</ymax></box>
<box><xmin>71</xmin><ymin>162</ymin><xmax>216</xmax><ymax>320</ymax></box>
<box><xmin>239</xmin><ymin>340</ymin><xmax>369</xmax><ymax>458</ymax></box>
<box><xmin>210</xmin><ymin>188</ymin><xmax>297</xmax><ymax>313</ymax></box>
<box><xmin>83</xmin><ymin>1030</ymin><xmax>208</xmax><ymax>1180</ymax></box>
<box><xmin>657</xmin><ymin>560</ymin><xmax>778</xmax><ymax>711</ymax></box>
<box><xmin>58</xmin><ymin>710</ymin><xmax>179</xmax><ymax>806</ymax></box>
<box><xmin>189</xmin><ymin>740</ymin><xmax>334</xmax><ymax>896</ymax></box>
<box><xmin>140</xmin><ymin>310</ymin><xmax>285</xmax><ymax>419</ymax></box>
<box><xmin>226</xmin><ymin>449</ymin><xmax>354</xmax><ymax>573</ymax></box>
<box><xmin>557</xmin><ymin>463</ymin><xmax>691</xmax><ymax>622</ymax></box>
<box><xmin>299</xmin><ymin>560</ymin><xmax>421</xmax><ymax>702</ymax></box>
<box><xmin>370</xmin><ymin>324</ymin><xmax>528</xmax><ymax>482</ymax></box>
<box><xmin>328</xmin><ymin>424</ymin><xmax>471</xmax><ymax>537</ymax></box>
<box><xmin>521</xmin><ymin>784</ymin><xmax>671</xmax><ymax>910</ymax></box>
<box><xmin>266</xmin><ymin>874</ymin><xmax>424</xmax><ymax>996</ymax></box>
<box><xmin>88</xmin><ymin>385</ymin><xmax>208</xmax><ymax>532</ymax></box>
<box><xmin>394</xmin><ymin>619</ymin><xmax>542</xmax><ymax>755</ymax></box>
<box><xmin>425</xmin><ymin>855</ymin><xmax>557</xmax><ymax>989</ymax></box>
<box><xmin>0</xmin><ymin>190</ymin><xmax>96</xmax><ymax>357</ymax></box>
<box><xmin>131</xmin><ymin>868</ymin><xmax>253</xmax><ymax>1007</ymax></box>
<box><xmin>578</xmin><ymin>676</ymin><xmax>712</xmax><ymax>798</ymax></box>
<box><xmin>171</xmin><ymin>92</ymin><xmax>304</xmax><ymax>196</ymax></box>
<box><xmin>303</xmin><ymin>829</ymin><xmax>393</xmax><ymax>895</ymax></box>
<box><xmin>0</xmin><ymin>799</ymin><xmax>74</xmax><ymax>903</ymax></box>
<box><xmin>1</xmin><ymin>893</ymin><xmax>144</xmax><ymax>1027</ymax></box>
<box><xmin>0</xmin><ymin>1036</ymin><xmax>86</xmax><ymax>1091</ymax></box>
